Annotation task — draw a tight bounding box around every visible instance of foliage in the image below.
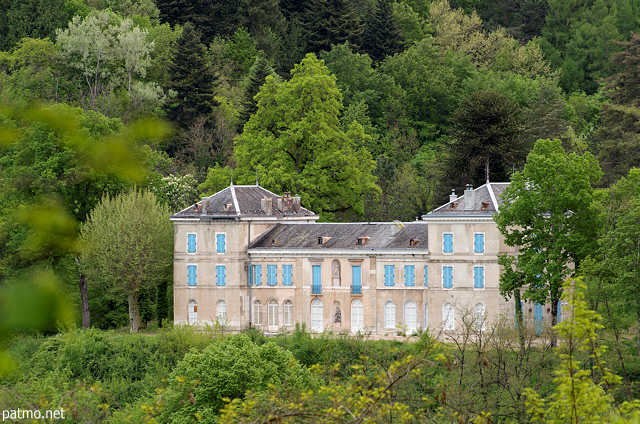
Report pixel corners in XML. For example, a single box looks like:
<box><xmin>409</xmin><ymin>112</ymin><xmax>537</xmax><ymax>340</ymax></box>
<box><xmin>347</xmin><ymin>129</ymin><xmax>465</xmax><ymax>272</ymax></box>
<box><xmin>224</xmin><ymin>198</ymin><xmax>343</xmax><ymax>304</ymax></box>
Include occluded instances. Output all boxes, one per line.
<box><xmin>159</xmin><ymin>333</ymin><xmax>317</xmax><ymax>422</ymax></box>
<box><xmin>79</xmin><ymin>190</ymin><xmax>173</xmax><ymax>332</ymax></box>
<box><xmin>496</xmin><ymin>139</ymin><xmax>602</xmax><ymax>335</ymax></box>
<box><xmin>0</xmin><ymin>0</ymin><xmax>70</xmax><ymax>51</ymax></box>
<box><xmin>149</xmin><ymin>173</ymin><xmax>198</xmax><ymax>213</ymax></box>
<box><xmin>234</xmin><ymin>53</ymin><xmax>379</xmax><ymax>220</ymax></box>
<box><xmin>361</xmin><ymin>0</ymin><xmax>406</xmax><ymax>63</ymax></box>
<box><xmin>301</xmin><ymin>0</ymin><xmax>364</xmax><ymax>54</ymax></box>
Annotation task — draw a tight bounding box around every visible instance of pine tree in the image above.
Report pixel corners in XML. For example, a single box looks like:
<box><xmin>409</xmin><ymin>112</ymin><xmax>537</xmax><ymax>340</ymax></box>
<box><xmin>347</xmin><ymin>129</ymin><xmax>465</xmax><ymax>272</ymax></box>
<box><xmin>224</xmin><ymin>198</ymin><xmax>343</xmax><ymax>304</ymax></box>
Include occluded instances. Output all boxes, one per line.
<box><xmin>166</xmin><ymin>22</ymin><xmax>218</xmax><ymax>130</ymax></box>
<box><xmin>361</xmin><ymin>0</ymin><xmax>405</xmax><ymax>63</ymax></box>
<box><xmin>240</xmin><ymin>51</ymin><xmax>279</xmax><ymax>125</ymax></box>
<box><xmin>302</xmin><ymin>0</ymin><xmax>364</xmax><ymax>53</ymax></box>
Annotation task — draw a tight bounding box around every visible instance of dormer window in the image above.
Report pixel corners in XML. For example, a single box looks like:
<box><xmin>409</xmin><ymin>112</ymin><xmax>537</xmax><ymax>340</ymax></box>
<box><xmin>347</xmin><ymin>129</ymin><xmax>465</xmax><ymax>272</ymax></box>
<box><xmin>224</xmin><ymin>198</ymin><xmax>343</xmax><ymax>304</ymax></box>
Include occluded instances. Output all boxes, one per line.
<box><xmin>450</xmin><ymin>202</ymin><xmax>459</xmax><ymax>209</ymax></box>
<box><xmin>194</xmin><ymin>203</ymin><xmax>201</xmax><ymax>211</ymax></box>
<box><xmin>318</xmin><ymin>237</ymin><xmax>323</xmax><ymax>245</ymax></box>
<box><xmin>356</xmin><ymin>237</ymin><xmax>370</xmax><ymax>246</ymax></box>
<box><xmin>318</xmin><ymin>236</ymin><xmax>331</xmax><ymax>245</ymax></box>
<box><xmin>409</xmin><ymin>239</ymin><xmax>420</xmax><ymax>247</ymax></box>
<box><xmin>481</xmin><ymin>202</ymin><xmax>490</xmax><ymax>210</ymax></box>
<box><xmin>223</xmin><ymin>203</ymin><xmax>232</xmax><ymax>211</ymax></box>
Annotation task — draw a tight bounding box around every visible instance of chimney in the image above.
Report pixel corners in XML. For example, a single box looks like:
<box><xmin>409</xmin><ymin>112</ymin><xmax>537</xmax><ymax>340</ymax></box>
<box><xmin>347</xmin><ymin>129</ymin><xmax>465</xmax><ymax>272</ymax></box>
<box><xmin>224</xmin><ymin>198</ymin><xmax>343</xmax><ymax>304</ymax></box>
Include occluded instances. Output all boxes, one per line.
<box><xmin>202</xmin><ymin>197</ymin><xmax>209</xmax><ymax>214</ymax></box>
<box><xmin>278</xmin><ymin>194</ymin><xmax>294</xmax><ymax>213</ymax></box>
<box><xmin>260</xmin><ymin>197</ymin><xmax>273</xmax><ymax>214</ymax></box>
<box><xmin>449</xmin><ymin>189</ymin><xmax>457</xmax><ymax>203</ymax></box>
<box><xmin>464</xmin><ymin>184</ymin><xmax>475</xmax><ymax>210</ymax></box>
<box><xmin>292</xmin><ymin>196</ymin><xmax>301</xmax><ymax>212</ymax></box>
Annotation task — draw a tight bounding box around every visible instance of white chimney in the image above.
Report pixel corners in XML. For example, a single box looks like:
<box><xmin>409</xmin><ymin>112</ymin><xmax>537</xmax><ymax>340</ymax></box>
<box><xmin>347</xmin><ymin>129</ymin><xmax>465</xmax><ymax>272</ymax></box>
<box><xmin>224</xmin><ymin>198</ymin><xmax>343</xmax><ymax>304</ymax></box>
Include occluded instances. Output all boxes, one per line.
<box><xmin>449</xmin><ymin>189</ymin><xmax>457</xmax><ymax>203</ymax></box>
<box><xmin>464</xmin><ymin>184</ymin><xmax>475</xmax><ymax>210</ymax></box>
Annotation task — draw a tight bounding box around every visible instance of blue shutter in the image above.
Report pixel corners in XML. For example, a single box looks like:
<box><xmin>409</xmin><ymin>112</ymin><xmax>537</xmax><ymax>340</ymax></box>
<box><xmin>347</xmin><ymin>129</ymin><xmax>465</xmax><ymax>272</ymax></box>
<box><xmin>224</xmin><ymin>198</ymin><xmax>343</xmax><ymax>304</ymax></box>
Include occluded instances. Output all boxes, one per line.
<box><xmin>557</xmin><ymin>300</ymin><xmax>561</xmax><ymax>323</ymax></box>
<box><xmin>352</xmin><ymin>266</ymin><xmax>361</xmax><ymax>294</ymax></box>
<box><xmin>254</xmin><ymin>265</ymin><xmax>262</xmax><ymax>286</ymax></box>
<box><xmin>424</xmin><ymin>266</ymin><xmax>428</xmax><ymax>287</ymax></box>
<box><xmin>534</xmin><ymin>303</ymin><xmax>543</xmax><ymax>334</ymax></box>
<box><xmin>249</xmin><ymin>265</ymin><xmax>252</xmax><ymax>286</ymax></box>
<box><xmin>384</xmin><ymin>265</ymin><xmax>394</xmax><ymax>286</ymax></box>
<box><xmin>474</xmin><ymin>267</ymin><xmax>484</xmax><ymax>288</ymax></box>
<box><xmin>217</xmin><ymin>266</ymin><xmax>225</xmax><ymax>286</ymax></box>
<box><xmin>283</xmin><ymin>265</ymin><xmax>293</xmax><ymax>286</ymax></box>
<box><xmin>405</xmin><ymin>265</ymin><xmax>415</xmax><ymax>286</ymax></box>
<box><xmin>217</xmin><ymin>234</ymin><xmax>225</xmax><ymax>253</ymax></box>
<box><xmin>443</xmin><ymin>234</ymin><xmax>453</xmax><ymax>253</ymax></box>
<box><xmin>475</xmin><ymin>234</ymin><xmax>484</xmax><ymax>253</ymax></box>
<box><xmin>267</xmin><ymin>265</ymin><xmax>277</xmax><ymax>286</ymax></box>
<box><xmin>187</xmin><ymin>265</ymin><xmax>197</xmax><ymax>286</ymax></box>
<box><xmin>443</xmin><ymin>266</ymin><xmax>453</xmax><ymax>288</ymax></box>
<box><xmin>187</xmin><ymin>234</ymin><xmax>196</xmax><ymax>253</ymax></box>
<box><xmin>312</xmin><ymin>265</ymin><xmax>321</xmax><ymax>294</ymax></box>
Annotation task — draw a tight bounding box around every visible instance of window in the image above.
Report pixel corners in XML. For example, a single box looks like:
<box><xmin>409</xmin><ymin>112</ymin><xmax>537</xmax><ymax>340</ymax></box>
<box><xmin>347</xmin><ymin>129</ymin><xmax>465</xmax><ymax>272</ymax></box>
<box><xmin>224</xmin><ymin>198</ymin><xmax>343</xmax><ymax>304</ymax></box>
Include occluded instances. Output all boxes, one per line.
<box><xmin>384</xmin><ymin>301</ymin><xmax>395</xmax><ymax>328</ymax></box>
<box><xmin>557</xmin><ymin>300</ymin><xmax>561</xmax><ymax>323</ymax></box>
<box><xmin>189</xmin><ymin>300</ymin><xmax>197</xmax><ymax>325</ymax></box>
<box><xmin>404</xmin><ymin>300</ymin><xmax>417</xmax><ymax>334</ymax></box>
<box><xmin>216</xmin><ymin>265</ymin><xmax>225</xmax><ymax>286</ymax></box>
<box><xmin>268</xmin><ymin>300</ymin><xmax>278</xmax><ymax>327</ymax></box>
<box><xmin>187</xmin><ymin>265</ymin><xmax>197</xmax><ymax>286</ymax></box>
<box><xmin>187</xmin><ymin>234</ymin><xmax>196</xmax><ymax>253</ymax></box>
<box><xmin>267</xmin><ymin>265</ymin><xmax>277</xmax><ymax>286</ymax></box>
<box><xmin>424</xmin><ymin>303</ymin><xmax>428</xmax><ymax>328</ymax></box>
<box><xmin>216</xmin><ymin>233</ymin><xmax>226</xmax><ymax>253</ymax></box>
<box><xmin>443</xmin><ymin>302</ymin><xmax>454</xmax><ymax>331</ymax></box>
<box><xmin>443</xmin><ymin>233</ymin><xmax>453</xmax><ymax>253</ymax></box>
<box><xmin>473</xmin><ymin>303</ymin><xmax>486</xmax><ymax>331</ymax></box>
<box><xmin>312</xmin><ymin>265</ymin><xmax>322</xmax><ymax>294</ymax></box>
<box><xmin>424</xmin><ymin>266</ymin><xmax>428</xmax><ymax>287</ymax></box>
<box><xmin>283</xmin><ymin>265</ymin><xmax>293</xmax><ymax>286</ymax></box>
<box><xmin>217</xmin><ymin>300</ymin><xmax>227</xmax><ymax>322</ymax></box>
<box><xmin>534</xmin><ymin>303</ymin><xmax>543</xmax><ymax>334</ymax></box>
<box><xmin>384</xmin><ymin>265</ymin><xmax>395</xmax><ymax>286</ymax></box>
<box><xmin>284</xmin><ymin>300</ymin><xmax>293</xmax><ymax>326</ymax></box>
<box><xmin>404</xmin><ymin>265</ymin><xmax>415</xmax><ymax>287</ymax></box>
<box><xmin>253</xmin><ymin>300</ymin><xmax>262</xmax><ymax>326</ymax></box>
<box><xmin>474</xmin><ymin>266</ymin><xmax>484</xmax><ymax>288</ymax></box>
<box><xmin>474</xmin><ymin>233</ymin><xmax>484</xmax><ymax>253</ymax></box>
<box><xmin>311</xmin><ymin>298</ymin><xmax>323</xmax><ymax>330</ymax></box>
<box><xmin>351</xmin><ymin>299</ymin><xmax>364</xmax><ymax>333</ymax></box>
<box><xmin>352</xmin><ymin>266</ymin><xmax>361</xmax><ymax>294</ymax></box>
<box><xmin>443</xmin><ymin>266</ymin><xmax>453</xmax><ymax>288</ymax></box>
<box><xmin>252</xmin><ymin>265</ymin><xmax>262</xmax><ymax>286</ymax></box>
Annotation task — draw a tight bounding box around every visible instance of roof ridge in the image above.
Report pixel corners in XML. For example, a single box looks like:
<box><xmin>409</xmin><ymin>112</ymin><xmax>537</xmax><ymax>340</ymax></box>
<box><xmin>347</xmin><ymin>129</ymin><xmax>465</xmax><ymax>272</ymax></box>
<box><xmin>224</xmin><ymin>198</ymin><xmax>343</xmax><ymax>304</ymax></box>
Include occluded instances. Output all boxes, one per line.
<box><xmin>229</xmin><ymin>186</ymin><xmax>241</xmax><ymax>215</ymax></box>
<box><xmin>487</xmin><ymin>183</ymin><xmax>499</xmax><ymax>211</ymax></box>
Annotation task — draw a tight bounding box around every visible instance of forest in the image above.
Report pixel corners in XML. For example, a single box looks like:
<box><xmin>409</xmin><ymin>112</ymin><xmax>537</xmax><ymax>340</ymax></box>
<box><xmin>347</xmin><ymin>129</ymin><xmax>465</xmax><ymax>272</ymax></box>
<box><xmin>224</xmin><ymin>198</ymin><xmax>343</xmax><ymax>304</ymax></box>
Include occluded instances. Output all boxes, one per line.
<box><xmin>2</xmin><ymin>0</ymin><xmax>640</xmax><ymax>422</ymax></box>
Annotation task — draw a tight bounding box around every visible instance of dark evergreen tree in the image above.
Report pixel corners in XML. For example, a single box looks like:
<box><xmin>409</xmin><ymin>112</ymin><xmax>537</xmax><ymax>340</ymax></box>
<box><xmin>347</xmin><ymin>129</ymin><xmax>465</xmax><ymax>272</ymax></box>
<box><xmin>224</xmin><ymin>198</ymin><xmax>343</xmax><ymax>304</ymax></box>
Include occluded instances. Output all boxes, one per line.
<box><xmin>157</xmin><ymin>0</ymin><xmax>240</xmax><ymax>44</ymax></box>
<box><xmin>240</xmin><ymin>51</ymin><xmax>279</xmax><ymax>125</ymax></box>
<box><xmin>477</xmin><ymin>0</ymin><xmax>549</xmax><ymax>42</ymax></box>
<box><xmin>302</xmin><ymin>0</ymin><xmax>364</xmax><ymax>53</ymax></box>
<box><xmin>0</xmin><ymin>0</ymin><xmax>69</xmax><ymax>50</ymax></box>
<box><xmin>280</xmin><ymin>0</ymin><xmax>309</xmax><ymax>19</ymax></box>
<box><xmin>603</xmin><ymin>32</ymin><xmax>640</xmax><ymax>107</ymax></box>
<box><xmin>445</xmin><ymin>90</ymin><xmax>526</xmax><ymax>186</ymax></box>
<box><xmin>361</xmin><ymin>0</ymin><xmax>405</xmax><ymax>63</ymax></box>
<box><xmin>166</xmin><ymin>23</ymin><xmax>218</xmax><ymax>130</ymax></box>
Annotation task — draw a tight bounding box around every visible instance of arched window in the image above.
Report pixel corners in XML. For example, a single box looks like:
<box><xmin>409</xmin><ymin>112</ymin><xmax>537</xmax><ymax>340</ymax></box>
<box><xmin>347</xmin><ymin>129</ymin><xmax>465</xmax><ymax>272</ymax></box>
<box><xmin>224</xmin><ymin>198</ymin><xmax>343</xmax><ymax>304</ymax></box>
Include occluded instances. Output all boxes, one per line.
<box><xmin>188</xmin><ymin>300</ymin><xmax>198</xmax><ymax>325</ymax></box>
<box><xmin>443</xmin><ymin>302</ymin><xmax>454</xmax><ymax>331</ymax></box>
<box><xmin>217</xmin><ymin>300</ymin><xmax>227</xmax><ymax>322</ymax></box>
<box><xmin>332</xmin><ymin>259</ymin><xmax>341</xmax><ymax>286</ymax></box>
<box><xmin>253</xmin><ymin>300</ymin><xmax>262</xmax><ymax>326</ymax></box>
<box><xmin>473</xmin><ymin>303</ymin><xmax>486</xmax><ymax>331</ymax></box>
<box><xmin>351</xmin><ymin>299</ymin><xmax>364</xmax><ymax>333</ymax></box>
<box><xmin>384</xmin><ymin>301</ymin><xmax>395</xmax><ymax>329</ymax></box>
<box><xmin>404</xmin><ymin>300</ymin><xmax>417</xmax><ymax>334</ymax></box>
<box><xmin>311</xmin><ymin>299</ymin><xmax>323</xmax><ymax>331</ymax></box>
<box><xmin>284</xmin><ymin>300</ymin><xmax>293</xmax><ymax>326</ymax></box>
<box><xmin>268</xmin><ymin>299</ymin><xmax>279</xmax><ymax>327</ymax></box>
<box><xmin>424</xmin><ymin>302</ymin><xmax>429</xmax><ymax>329</ymax></box>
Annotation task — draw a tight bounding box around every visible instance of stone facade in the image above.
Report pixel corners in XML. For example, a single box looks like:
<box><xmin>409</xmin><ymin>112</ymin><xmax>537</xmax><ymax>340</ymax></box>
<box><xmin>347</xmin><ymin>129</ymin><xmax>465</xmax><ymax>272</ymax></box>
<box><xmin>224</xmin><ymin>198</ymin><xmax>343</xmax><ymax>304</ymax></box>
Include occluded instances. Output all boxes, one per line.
<box><xmin>171</xmin><ymin>183</ymin><xmax>557</xmax><ymax>335</ymax></box>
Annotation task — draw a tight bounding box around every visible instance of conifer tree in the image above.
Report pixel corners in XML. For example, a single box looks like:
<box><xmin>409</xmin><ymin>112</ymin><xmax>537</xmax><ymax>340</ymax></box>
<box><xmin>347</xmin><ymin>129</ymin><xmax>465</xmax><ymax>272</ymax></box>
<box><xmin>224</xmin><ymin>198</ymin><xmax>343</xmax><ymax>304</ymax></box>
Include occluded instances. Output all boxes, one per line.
<box><xmin>240</xmin><ymin>51</ymin><xmax>279</xmax><ymax>125</ymax></box>
<box><xmin>361</xmin><ymin>0</ymin><xmax>405</xmax><ymax>63</ymax></box>
<box><xmin>166</xmin><ymin>22</ymin><xmax>218</xmax><ymax>130</ymax></box>
<box><xmin>302</xmin><ymin>0</ymin><xmax>364</xmax><ymax>53</ymax></box>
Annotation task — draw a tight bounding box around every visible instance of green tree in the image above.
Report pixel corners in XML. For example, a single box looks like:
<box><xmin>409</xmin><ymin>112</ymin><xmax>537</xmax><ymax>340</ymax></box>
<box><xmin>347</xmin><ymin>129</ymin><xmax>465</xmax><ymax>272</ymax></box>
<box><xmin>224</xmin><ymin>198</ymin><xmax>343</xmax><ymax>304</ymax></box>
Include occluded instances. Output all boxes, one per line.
<box><xmin>80</xmin><ymin>189</ymin><xmax>173</xmax><ymax>333</ymax></box>
<box><xmin>496</xmin><ymin>139</ymin><xmax>602</xmax><ymax>345</ymax></box>
<box><xmin>302</xmin><ymin>0</ymin><xmax>364</xmax><ymax>53</ymax></box>
<box><xmin>0</xmin><ymin>0</ymin><xmax>70</xmax><ymax>51</ymax></box>
<box><xmin>445</xmin><ymin>90</ymin><xmax>526</xmax><ymax>186</ymax></box>
<box><xmin>166</xmin><ymin>22</ymin><xmax>218</xmax><ymax>130</ymax></box>
<box><xmin>361</xmin><ymin>0</ymin><xmax>406</xmax><ymax>63</ymax></box>
<box><xmin>234</xmin><ymin>53</ymin><xmax>378</xmax><ymax>220</ymax></box>
<box><xmin>239</xmin><ymin>51</ymin><xmax>279</xmax><ymax>125</ymax></box>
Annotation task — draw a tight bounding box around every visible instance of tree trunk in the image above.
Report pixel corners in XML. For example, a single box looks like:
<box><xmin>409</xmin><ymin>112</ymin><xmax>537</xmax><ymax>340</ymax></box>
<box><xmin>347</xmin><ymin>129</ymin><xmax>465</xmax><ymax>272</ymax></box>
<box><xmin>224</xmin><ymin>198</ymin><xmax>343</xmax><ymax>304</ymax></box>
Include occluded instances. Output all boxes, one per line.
<box><xmin>515</xmin><ymin>290</ymin><xmax>525</xmax><ymax>354</ymax></box>
<box><xmin>550</xmin><ymin>296</ymin><xmax>558</xmax><ymax>348</ymax></box>
<box><xmin>128</xmin><ymin>292</ymin><xmax>141</xmax><ymax>333</ymax></box>
<box><xmin>78</xmin><ymin>273</ymin><xmax>91</xmax><ymax>329</ymax></box>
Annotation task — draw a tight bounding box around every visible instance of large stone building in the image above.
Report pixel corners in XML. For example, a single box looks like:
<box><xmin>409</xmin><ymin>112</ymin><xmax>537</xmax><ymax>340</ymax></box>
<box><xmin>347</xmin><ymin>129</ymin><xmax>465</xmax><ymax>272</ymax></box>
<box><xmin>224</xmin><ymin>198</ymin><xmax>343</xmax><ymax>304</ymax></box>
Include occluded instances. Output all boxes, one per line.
<box><xmin>171</xmin><ymin>182</ymin><xmax>549</xmax><ymax>334</ymax></box>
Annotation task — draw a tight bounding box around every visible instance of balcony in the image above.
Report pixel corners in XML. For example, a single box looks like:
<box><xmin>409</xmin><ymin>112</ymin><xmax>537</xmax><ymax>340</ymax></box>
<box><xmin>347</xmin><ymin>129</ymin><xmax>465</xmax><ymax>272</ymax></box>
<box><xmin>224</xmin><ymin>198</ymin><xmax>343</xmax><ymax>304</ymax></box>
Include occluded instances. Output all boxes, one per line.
<box><xmin>351</xmin><ymin>285</ymin><xmax>362</xmax><ymax>295</ymax></box>
<box><xmin>312</xmin><ymin>284</ymin><xmax>322</xmax><ymax>294</ymax></box>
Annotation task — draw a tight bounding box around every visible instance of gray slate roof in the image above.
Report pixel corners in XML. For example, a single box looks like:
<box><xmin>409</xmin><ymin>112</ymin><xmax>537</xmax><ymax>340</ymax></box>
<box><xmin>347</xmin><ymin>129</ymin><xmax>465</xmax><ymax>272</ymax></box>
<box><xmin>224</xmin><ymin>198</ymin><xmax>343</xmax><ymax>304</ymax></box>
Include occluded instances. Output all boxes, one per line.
<box><xmin>250</xmin><ymin>222</ymin><xmax>428</xmax><ymax>250</ymax></box>
<box><xmin>424</xmin><ymin>183</ymin><xmax>509</xmax><ymax>217</ymax></box>
<box><xmin>171</xmin><ymin>185</ymin><xmax>317</xmax><ymax>219</ymax></box>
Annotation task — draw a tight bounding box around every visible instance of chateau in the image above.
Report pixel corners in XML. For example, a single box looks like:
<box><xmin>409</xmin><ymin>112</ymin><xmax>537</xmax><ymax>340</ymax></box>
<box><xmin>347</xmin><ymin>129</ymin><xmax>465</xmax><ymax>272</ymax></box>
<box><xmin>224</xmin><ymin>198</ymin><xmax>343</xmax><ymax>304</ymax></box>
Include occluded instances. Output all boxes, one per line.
<box><xmin>171</xmin><ymin>183</ymin><xmax>550</xmax><ymax>335</ymax></box>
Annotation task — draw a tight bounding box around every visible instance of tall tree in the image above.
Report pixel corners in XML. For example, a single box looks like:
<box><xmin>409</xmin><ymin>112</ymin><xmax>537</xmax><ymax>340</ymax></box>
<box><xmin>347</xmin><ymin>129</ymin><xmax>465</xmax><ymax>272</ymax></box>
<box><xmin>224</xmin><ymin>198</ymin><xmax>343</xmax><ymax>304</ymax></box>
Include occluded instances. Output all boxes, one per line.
<box><xmin>80</xmin><ymin>190</ymin><xmax>173</xmax><ymax>333</ymax></box>
<box><xmin>166</xmin><ymin>22</ymin><xmax>218</xmax><ymax>130</ymax></box>
<box><xmin>445</xmin><ymin>90</ymin><xmax>526</xmax><ymax>186</ymax></box>
<box><xmin>360</xmin><ymin>0</ymin><xmax>405</xmax><ymax>63</ymax></box>
<box><xmin>234</xmin><ymin>53</ymin><xmax>379</xmax><ymax>219</ymax></box>
<box><xmin>0</xmin><ymin>0</ymin><xmax>70</xmax><ymax>51</ymax></box>
<box><xmin>302</xmin><ymin>0</ymin><xmax>364</xmax><ymax>53</ymax></box>
<box><xmin>240</xmin><ymin>51</ymin><xmax>279</xmax><ymax>125</ymax></box>
<box><xmin>496</xmin><ymin>139</ymin><xmax>602</xmax><ymax>345</ymax></box>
